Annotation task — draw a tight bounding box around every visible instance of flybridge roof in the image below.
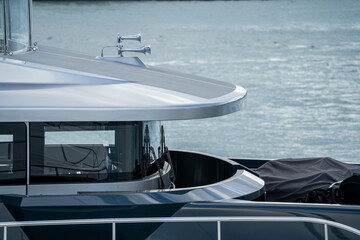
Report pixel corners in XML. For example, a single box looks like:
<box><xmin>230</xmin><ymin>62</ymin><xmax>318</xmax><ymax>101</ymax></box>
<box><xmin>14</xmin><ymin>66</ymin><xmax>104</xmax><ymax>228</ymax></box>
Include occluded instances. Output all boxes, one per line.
<box><xmin>0</xmin><ymin>46</ymin><xmax>246</xmax><ymax>122</ymax></box>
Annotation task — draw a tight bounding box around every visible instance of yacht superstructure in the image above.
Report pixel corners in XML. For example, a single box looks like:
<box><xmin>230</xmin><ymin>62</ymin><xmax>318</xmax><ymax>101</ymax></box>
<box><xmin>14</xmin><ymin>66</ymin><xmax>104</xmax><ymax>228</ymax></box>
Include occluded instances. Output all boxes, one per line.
<box><xmin>0</xmin><ymin>1</ymin><xmax>359</xmax><ymax>240</ymax></box>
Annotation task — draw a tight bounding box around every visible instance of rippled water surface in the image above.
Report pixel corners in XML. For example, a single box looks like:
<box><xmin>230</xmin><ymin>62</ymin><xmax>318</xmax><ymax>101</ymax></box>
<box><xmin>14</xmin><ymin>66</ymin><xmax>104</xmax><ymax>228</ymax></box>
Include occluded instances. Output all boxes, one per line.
<box><xmin>33</xmin><ymin>0</ymin><xmax>360</xmax><ymax>162</ymax></box>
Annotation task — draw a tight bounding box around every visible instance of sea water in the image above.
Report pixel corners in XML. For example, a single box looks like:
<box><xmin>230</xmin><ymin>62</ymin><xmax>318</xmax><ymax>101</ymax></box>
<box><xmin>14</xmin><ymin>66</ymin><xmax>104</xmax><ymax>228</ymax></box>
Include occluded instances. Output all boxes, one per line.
<box><xmin>32</xmin><ymin>0</ymin><xmax>360</xmax><ymax>162</ymax></box>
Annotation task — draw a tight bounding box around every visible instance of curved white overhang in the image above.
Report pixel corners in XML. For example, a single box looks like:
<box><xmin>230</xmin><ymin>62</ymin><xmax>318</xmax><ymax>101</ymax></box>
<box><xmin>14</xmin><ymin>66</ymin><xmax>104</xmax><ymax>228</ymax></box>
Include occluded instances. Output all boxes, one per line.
<box><xmin>0</xmin><ymin>46</ymin><xmax>246</xmax><ymax>122</ymax></box>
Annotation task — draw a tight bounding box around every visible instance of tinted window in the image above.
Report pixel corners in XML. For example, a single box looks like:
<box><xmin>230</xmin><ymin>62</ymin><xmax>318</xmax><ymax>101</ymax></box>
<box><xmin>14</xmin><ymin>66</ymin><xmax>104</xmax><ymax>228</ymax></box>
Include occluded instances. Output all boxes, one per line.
<box><xmin>0</xmin><ymin>123</ymin><xmax>26</xmax><ymax>184</ymax></box>
<box><xmin>30</xmin><ymin>122</ymin><xmax>144</xmax><ymax>183</ymax></box>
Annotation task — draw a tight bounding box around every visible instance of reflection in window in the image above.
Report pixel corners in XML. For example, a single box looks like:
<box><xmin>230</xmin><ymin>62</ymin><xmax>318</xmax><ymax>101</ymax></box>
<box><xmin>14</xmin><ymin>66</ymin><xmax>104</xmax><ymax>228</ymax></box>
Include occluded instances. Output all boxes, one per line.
<box><xmin>0</xmin><ymin>0</ymin><xmax>4</xmax><ymax>53</ymax></box>
<box><xmin>0</xmin><ymin>123</ymin><xmax>26</xmax><ymax>184</ymax></box>
<box><xmin>30</xmin><ymin>122</ymin><xmax>145</xmax><ymax>183</ymax></box>
<box><xmin>0</xmin><ymin>135</ymin><xmax>13</xmax><ymax>172</ymax></box>
<box><xmin>1</xmin><ymin>0</ymin><xmax>30</xmax><ymax>53</ymax></box>
<box><xmin>45</xmin><ymin>130</ymin><xmax>115</xmax><ymax>145</ymax></box>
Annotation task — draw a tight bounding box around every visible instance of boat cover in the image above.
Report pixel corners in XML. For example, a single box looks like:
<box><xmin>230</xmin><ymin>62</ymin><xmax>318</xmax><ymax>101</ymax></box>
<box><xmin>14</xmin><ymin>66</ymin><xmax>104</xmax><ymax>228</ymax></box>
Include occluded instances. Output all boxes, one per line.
<box><xmin>257</xmin><ymin>157</ymin><xmax>360</xmax><ymax>202</ymax></box>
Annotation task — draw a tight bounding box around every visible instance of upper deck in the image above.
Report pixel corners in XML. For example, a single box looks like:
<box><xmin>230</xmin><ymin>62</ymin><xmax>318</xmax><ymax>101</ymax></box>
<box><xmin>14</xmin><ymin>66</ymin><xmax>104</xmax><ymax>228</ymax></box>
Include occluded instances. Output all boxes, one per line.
<box><xmin>0</xmin><ymin>0</ymin><xmax>246</xmax><ymax>122</ymax></box>
<box><xmin>0</xmin><ymin>45</ymin><xmax>246</xmax><ymax>121</ymax></box>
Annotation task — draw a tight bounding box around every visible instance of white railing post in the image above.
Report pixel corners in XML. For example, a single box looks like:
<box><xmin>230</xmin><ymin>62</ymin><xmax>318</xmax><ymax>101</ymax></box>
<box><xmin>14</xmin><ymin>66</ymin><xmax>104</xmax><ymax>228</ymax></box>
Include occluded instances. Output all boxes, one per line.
<box><xmin>112</xmin><ymin>222</ymin><xmax>116</xmax><ymax>240</ymax></box>
<box><xmin>217</xmin><ymin>220</ymin><xmax>221</xmax><ymax>240</ymax></box>
<box><xmin>324</xmin><ymin>224</ymin><xmax>328</xmax><ymax>240</ymax></box>
<box><xmin>3</xmin><ymin>226</ymin><xmax>7</xmax><ymax>240</ymax></box>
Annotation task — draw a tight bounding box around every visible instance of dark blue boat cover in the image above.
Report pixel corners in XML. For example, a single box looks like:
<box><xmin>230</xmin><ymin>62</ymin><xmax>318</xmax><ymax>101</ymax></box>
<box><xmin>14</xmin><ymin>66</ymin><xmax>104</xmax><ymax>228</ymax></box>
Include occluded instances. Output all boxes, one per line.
<box><xmin>257</xmin><ymin>157</ymin><xmax>360</xmax><ymax>202</ymax></box>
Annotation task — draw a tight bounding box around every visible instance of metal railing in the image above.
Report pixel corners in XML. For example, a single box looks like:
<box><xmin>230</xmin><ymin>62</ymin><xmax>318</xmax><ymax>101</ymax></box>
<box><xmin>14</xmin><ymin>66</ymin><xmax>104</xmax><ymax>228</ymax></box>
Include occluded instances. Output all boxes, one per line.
<box><xmin>1</xmin><ymin>216</ymin><xmax>360</xmax><ymax>240</ymax></box>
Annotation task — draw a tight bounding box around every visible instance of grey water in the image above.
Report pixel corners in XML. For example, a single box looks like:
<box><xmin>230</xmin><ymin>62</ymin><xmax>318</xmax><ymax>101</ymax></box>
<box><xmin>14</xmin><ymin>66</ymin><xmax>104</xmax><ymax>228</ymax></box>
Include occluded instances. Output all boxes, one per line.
<box><xmin>32</xmin><ymin>0</ymin><xmax>360</xmax><ymax>162</ymax></box>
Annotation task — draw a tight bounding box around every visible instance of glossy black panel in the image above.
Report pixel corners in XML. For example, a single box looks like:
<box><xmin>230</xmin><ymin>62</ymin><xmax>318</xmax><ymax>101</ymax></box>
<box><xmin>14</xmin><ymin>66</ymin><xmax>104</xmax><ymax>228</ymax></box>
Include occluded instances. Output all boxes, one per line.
<box><xmin>30</xmin><ymin>122</ymin><xmax>144</xmax><ymax>183</ymax></box>
<box><xmin>1</xmin><ymin>150</ymin><xmax>265</xmax><ymax>240</ymax></box>
<box><xmin>0</xmin><ymin>123</ymin><xmax>26</xmax><ymax>185</ymax></box>
<box><xmin>170</xmin><ymin>150</ymin><xmax>236</xmax><ymax>188</ymax></box>
<box><xmin>149</xmin><ymin>200</ymin><xmax>360</xmax><ymax>240</ymax></box>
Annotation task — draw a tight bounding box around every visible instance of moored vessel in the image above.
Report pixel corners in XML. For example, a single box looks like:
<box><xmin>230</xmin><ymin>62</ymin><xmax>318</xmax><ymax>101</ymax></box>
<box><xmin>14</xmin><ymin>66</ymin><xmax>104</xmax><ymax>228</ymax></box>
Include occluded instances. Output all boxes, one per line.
<box><xmin>0</xmin><ymin>1</ymin><xmax>359</xmax><ymax>240</ymax></box>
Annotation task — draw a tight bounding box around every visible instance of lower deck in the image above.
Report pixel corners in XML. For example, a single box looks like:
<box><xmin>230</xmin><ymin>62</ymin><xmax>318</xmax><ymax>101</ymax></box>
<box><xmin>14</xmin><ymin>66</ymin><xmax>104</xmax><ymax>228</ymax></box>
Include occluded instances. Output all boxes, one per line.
<box><xmin>0</xmin><ymin>150</ymin><xmax>359</xmax><ymax>240</ymax></box>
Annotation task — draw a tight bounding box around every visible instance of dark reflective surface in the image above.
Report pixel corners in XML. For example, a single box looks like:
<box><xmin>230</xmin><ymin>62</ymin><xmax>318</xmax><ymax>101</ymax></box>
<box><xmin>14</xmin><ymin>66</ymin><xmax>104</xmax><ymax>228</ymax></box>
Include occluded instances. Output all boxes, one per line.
<box><xmin>149</xmin><ymin>200</ymin><xmax>360</xmax><ymax>240</ymax></box>
<box><xmin>30</xmin><ymin>122</ymin><xmax>144</xmax><ymax>183</ymax></box>
<box><xmin>0</xmin><ymin>123</ymin><xmax>26</xmax><ymax>184</ymax></box>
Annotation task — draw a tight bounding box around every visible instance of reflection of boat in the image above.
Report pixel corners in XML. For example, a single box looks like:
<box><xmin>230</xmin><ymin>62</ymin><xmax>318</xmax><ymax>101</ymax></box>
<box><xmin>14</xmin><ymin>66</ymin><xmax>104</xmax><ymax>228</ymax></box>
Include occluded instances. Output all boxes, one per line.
<box><xmin>0</xmin><ymin>1</ymin><xmax>359</xmax><ymax>240</ymax></box>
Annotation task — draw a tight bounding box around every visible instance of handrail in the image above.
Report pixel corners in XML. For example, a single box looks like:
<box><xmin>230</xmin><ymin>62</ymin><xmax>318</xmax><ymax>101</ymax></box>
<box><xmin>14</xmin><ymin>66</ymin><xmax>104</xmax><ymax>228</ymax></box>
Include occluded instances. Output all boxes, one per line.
<box><xmin>1</xmin><ymin>216</ymin><xmax>360</xmax><ymax>240</ymax></box>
